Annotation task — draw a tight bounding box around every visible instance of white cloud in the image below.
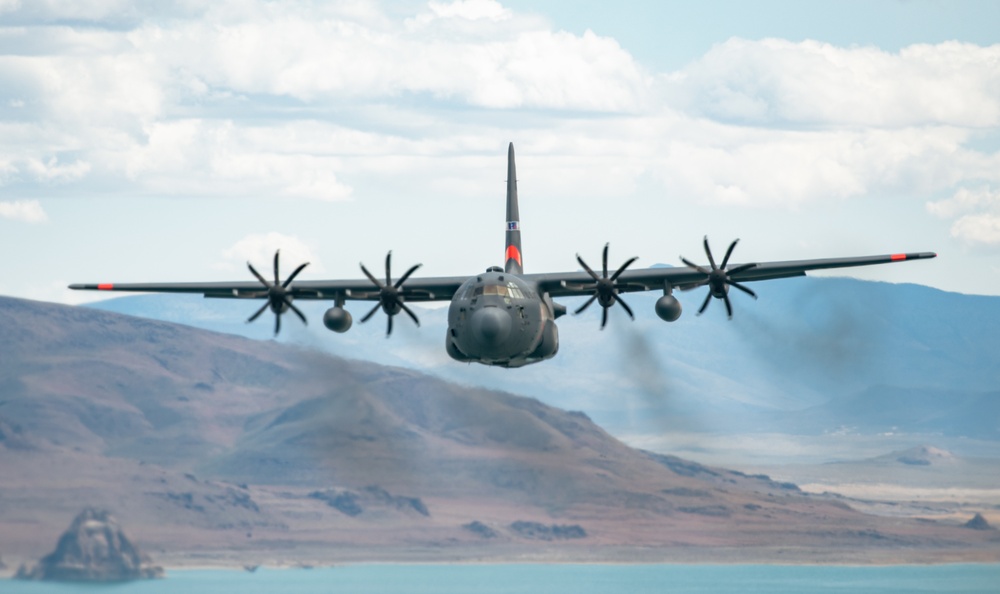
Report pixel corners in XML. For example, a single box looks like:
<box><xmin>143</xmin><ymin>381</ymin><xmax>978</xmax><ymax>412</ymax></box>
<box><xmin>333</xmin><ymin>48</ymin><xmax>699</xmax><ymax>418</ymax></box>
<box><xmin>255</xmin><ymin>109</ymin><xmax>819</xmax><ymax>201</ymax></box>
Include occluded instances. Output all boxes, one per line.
<box><xmin>648</xmin><ymin>121</ymin><xmax>990</xmax><ymax>207</ymax></box>
<box><xmin>426</xmin><ymin>0</ymin><xmax>511</xmax><ymax>22</ymax></box>
<box><xmin>927</xmin><ymin>187</ymin><xmax>1000</xmax><ymax>247</ymax></box>
<box><xmin>113</xmin><ymin>119</ymin><xmax>354</xmax><ymax>200</ymax></box>
<box><xmin>0</xmin><ymin>199</ymin><xmax>47</xmax><ymax>222</ymax></box>
<box><xmin>123</xmin><ymin>4</ymin><xmax>648</xmax><ymax>111</ymax></box>
<box><xmin>949</xmin><ymin>213</ymin><xmax>1000</xmax><ymax>246</ymax></box>
<box><xmin>0</xmin><ymin>1</ymin><xmax>998</xmax><ymax>216</ymax></box>
<box><xmin>24</xmin><ymin>156</ymin><xmax>91</xmax><ymax>181</ymax></box>
<box><xmin>219</xmin><ymin>232</ymin><xmax>323</xmax><ymax>277</ymax></box>
<box><xmin>926</xmin><ymin>186</ymin><xmax>1000</xmax><ymax>218</ymax></box>
<box><xmin>0</xmin><ymin>1</ymin><xmax>647</xmax><ymax>203</ymax></box>
<box><xmin>664</xmin><ymin>38</ymin><xmax>1000</xmax><ymax>128</ymax></box>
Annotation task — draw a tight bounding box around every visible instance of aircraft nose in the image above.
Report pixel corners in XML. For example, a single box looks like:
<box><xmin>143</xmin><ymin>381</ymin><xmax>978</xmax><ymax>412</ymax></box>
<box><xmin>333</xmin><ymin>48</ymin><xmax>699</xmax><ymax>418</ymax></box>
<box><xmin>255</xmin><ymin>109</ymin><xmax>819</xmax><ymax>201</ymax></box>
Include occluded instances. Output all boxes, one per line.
<box><xmin>469</xmin><ymin>306</ymin><xmax>511</xmax><ymax>347</ymax></box>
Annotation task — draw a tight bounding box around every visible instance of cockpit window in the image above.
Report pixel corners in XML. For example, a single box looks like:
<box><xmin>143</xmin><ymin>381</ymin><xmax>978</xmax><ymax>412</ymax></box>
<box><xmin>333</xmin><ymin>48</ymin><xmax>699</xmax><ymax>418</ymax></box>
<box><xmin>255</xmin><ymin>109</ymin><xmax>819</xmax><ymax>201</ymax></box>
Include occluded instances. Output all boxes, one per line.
<box><xmin>471</xmin><ymin>282</ymin><xmax>526</xmax><ymax>300</ymax></box>
<box><xmin>455</xmin><ymin>281</ymin><xmax>476</xmax><ymax>300</ymax></box>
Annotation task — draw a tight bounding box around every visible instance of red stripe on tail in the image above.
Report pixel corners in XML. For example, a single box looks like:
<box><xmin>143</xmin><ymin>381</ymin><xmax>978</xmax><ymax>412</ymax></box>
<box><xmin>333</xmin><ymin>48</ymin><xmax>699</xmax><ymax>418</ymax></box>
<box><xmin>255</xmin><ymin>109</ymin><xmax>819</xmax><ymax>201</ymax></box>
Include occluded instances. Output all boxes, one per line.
<box><xmin>505</xmin><ymin>245</ymin><xmax>522</xmax><ymax>266</ymax></box>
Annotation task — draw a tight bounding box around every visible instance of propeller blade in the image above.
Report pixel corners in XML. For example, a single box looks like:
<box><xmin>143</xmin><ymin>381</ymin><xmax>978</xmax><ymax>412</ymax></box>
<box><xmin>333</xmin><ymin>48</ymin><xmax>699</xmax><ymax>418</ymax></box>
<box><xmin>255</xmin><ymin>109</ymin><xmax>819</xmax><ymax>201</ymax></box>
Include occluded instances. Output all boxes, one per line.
<box><xmin>274</xmin><ymin>311</ymin><xmax>281</xmax><ymax>336</ymax></box>
<box><xmin>680</xmin><ymin>257</ymin><xmax>711</xmax><ymax>276</ymax></box>
<box><xmin>697</xmin><ymin>291</ymin><xmax>712</xmax><ymax>315</ymax></box>
<box><xmin>360</xmin><ymin>302</ymin><xmax>381</xmax><ymax>323</ymax></box>
<box><xmin>703</xmin><ymin>237</ymin><xmax>717</xmax><ymax>270</ymax></box>
<box><xmin>247</xmin><ymin>302</ymin><xmax>269</xmax><ymax>323</ymax></box>
<box><xmin>247</xmin><ymin>262</ymin><xmax>270</xmax><ymax>288</ymax></box>
<box><xmin>287</xmin><ymin>300</ymin><xmax>308</xmax><ymax>325</ymax></box>
<box><xmin>395</xmin><ymin>263</ymin><xmax>422</xmax><ymax>289</ymax></box>
<box><xmin>610</xmin><ymin>256</ymin><xmax>638</xmax><ymax>281</ymax></box>
<box><xmin>282</xmin><ymin>262</ymin><xmax>310</xmax><ymax>288</ymax></box>
<box><xmin>720</xmin><ymin>239</ymin><xmax>739</xmax><ymax>269</ymax></box>
<box><xmin>576</xmin><ymin>244</ymin><xmax>641</xmax><ymax>328</ymax></box>
<box><xmin>273</xmin><ymin>250</ymin><xmax>280</xmax><ymax>285</ymax></box>
<box><xmin>727</xmin><ymin>262</ymin><xmax>757</xmax><ymax>276</ymax></box>
<box><xmin>729</xmin><ymin>280</ymin><xmax>758</xmax><ymax>299</ymax></box>
<box><xmin>681</xmin><ymin>279</ymin><xmax>709</xmax><ymax>291</ymax></box>
<box><xmin>687</xmin><ymin>237</ymin><xmax>758</xmax><ymax>320</ymax></box>
<box><xmin>357</xmin><ymin>251</ymin><xmax>424</xmax><ymax>337</ymax></box>
<box><xmin>360</xmin><ymin>263</ymin><xmax>383</xmax><ymax>288</ymax></box>
<box><xmin>400</xmin><ymin>303</ymin><xmax>421</xmax><ymax>327</ymax></box>
<box><xmin>574</xmin><ymin>293</ymin><xmax>598</xmax><ymax>315</ymax></box>
<box><xmin>617</xmin><ymin>296</ymin><xmax>635</xmax><ymax>320</ymax></box>
<box><xmin>576</xmin><ymin>255</ymin><xmax>599</xmax><ymax>281</ymax></box>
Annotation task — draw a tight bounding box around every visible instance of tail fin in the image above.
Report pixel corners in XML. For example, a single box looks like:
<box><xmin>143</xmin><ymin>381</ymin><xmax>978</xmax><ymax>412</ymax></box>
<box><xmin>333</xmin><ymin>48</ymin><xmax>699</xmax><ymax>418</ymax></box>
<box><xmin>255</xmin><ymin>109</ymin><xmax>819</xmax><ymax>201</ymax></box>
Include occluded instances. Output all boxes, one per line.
<box><xmin>505</xmin><ymin>142</ymin><xmax>523</xmax><ymax>275</ymax></box>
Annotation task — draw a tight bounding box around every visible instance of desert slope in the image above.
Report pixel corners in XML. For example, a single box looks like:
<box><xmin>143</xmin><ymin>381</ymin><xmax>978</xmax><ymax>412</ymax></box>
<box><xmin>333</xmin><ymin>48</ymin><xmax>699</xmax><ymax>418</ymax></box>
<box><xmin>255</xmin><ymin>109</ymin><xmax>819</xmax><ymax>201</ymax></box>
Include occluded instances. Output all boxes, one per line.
<box><xmin>1</xmin><ymin>295</ymin><xmax>996</xmax><ymax>565</ymax></box>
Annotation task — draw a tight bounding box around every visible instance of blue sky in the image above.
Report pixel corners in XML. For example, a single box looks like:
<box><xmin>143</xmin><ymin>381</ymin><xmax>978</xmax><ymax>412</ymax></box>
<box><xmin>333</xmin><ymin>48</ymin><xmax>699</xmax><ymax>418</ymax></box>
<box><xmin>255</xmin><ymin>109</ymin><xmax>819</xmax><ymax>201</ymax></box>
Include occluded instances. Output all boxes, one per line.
<box><xmin>1</xmin><ymin>0</ymin><xmax>999</xmax><ymax>304</ymax></box>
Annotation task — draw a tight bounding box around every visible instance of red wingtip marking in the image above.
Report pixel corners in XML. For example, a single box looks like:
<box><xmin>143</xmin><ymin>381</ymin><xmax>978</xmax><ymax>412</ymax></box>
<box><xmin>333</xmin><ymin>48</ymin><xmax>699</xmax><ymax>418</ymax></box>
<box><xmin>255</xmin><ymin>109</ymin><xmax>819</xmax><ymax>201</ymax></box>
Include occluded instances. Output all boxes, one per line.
<box><xmin>97</xmin><ymin>283</ymin><xmax>114</xmax><ymax>290</ymax></box>
<box><xmin>890</xmin><ymin>254</ymin><xmax>907</xmax><ymax>261</ymax></box>
<box><xmin>505</xmin><ymin>245</ymin><xmax>522</xmax><ymax>266</ymax></box>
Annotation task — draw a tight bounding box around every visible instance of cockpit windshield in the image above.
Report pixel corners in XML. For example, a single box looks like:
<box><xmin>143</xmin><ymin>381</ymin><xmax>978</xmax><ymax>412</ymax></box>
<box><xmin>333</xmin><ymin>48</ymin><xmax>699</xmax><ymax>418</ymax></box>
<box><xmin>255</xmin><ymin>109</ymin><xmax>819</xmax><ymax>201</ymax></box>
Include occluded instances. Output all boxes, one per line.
<box><xmin>472</xmin><ymin>282</ymin><xmax>526</xmax><ymax>299</ymax></box>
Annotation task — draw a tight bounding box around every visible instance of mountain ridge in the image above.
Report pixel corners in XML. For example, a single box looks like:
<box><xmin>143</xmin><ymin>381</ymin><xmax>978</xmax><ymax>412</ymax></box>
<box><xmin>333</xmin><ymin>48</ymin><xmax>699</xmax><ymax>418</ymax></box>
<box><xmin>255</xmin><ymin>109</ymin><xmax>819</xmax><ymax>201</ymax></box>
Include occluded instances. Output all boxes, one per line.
<box><xmin>2</xmin><ymin>294</ymin><xmax>996</xmax><ymax>564</ymax></box>
<box><xmin>86</xmin><ymin>276</ymin><xmax>1000</xmax><ymax>440</ymax></box>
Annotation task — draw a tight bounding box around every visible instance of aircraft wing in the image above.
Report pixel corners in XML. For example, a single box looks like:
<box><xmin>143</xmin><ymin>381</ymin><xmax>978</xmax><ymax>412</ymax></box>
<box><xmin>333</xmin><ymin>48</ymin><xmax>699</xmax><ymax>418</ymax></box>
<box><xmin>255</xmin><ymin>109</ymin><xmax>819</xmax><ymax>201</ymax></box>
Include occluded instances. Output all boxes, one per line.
<box><xmin>69</xmin><ymin>276</ymin><xmax>468</xmax><ymax>302</ymax></box>
<box><xmin>530</xmin><ymin>251</ymin><xmax>938</xmax><ymax>297</ymax></box>
<box><xmin>70</xmin><ymin>252</ymin><xmax>936</xmax><ymax>301</ymax></box>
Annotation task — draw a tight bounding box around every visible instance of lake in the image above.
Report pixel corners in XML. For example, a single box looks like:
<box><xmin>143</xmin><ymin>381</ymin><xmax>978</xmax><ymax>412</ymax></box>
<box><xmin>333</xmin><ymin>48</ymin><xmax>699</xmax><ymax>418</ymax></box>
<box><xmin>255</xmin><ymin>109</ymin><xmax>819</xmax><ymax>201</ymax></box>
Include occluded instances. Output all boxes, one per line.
<box><xmin>2</xmin><ymin>563</ymin><xmax>998</xmax><ymax>593</ymax></box>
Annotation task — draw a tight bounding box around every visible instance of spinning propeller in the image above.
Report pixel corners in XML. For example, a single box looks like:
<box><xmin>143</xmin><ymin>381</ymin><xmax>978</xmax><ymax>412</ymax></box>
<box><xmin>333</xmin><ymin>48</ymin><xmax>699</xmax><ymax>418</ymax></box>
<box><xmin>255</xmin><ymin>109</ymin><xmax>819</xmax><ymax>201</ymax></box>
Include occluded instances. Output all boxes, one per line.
<box><xmin>357</xmin><ymin>251</ymin><xmax>428</xmax><ymax>337</ymax></box>
<box><xmin>681</xmin><ymin>237</ymin><xmax>757</xmax><ymax>319</ymax></box>
<box><xmin>245</xmin><ymin>250</ymin><xmax>309</xmax><ymax>336</ymax></box>
<box><xmin>572</xmin><ymin>243</ymin><xmax>644</xmax><ymax>329</ymax></box>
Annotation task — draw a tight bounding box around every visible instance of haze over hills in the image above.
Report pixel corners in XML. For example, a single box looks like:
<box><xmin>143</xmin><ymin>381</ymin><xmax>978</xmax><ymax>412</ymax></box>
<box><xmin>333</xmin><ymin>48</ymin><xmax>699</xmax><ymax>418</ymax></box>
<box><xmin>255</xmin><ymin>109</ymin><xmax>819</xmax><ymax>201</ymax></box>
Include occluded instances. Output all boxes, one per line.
<box><xmin>2</xmin><ymin>295</ymin><xmax>996</xmax><ymax>565</ymax></box>
<box><xmin>88</xmin><ymin>276</ymin><xmax>1000</xmax><ymax>443</ymax></box>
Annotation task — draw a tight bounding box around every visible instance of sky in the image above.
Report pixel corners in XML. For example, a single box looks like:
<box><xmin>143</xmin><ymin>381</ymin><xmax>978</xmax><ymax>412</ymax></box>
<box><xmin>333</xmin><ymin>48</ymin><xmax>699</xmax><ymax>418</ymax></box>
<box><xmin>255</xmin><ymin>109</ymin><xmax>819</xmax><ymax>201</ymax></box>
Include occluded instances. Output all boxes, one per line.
<box><xmin>2</xmin><ymin>0</ymin><xmax>999</xmax><ymax>305</ymax></box>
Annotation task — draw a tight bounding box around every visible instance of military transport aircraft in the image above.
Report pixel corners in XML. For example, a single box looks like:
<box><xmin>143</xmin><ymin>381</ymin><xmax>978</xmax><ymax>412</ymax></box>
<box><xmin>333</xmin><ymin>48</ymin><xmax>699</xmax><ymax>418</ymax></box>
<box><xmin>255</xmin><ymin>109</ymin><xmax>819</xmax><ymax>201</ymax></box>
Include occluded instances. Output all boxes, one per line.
<box><xmin>71</xmin><ymin>143</ymin><xmax>936</xmax><ymax>368</ymax></box>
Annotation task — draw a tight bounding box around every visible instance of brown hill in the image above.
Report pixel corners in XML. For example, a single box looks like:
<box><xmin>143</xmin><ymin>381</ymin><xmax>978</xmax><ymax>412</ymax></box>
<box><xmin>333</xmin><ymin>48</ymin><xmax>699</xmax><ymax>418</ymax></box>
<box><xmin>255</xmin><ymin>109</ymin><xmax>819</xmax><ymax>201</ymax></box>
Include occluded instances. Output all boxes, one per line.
<box><xmin>0</xmin><ymin>295</ymin><xmax>996</xmax><ymax>565</ymax></box>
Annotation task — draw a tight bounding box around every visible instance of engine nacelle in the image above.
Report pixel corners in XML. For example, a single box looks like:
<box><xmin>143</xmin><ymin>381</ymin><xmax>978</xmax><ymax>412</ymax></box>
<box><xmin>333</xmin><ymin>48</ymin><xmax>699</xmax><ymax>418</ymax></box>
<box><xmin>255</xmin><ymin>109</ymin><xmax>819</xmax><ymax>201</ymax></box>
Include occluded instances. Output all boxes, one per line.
<box><xmin>655</xmin><ymin>294</ymin><xmax>682</xmax><ymax>322</ymax></box>
<box><xmin>323</xmin><ymin>306</ymin><xmax>353</xmax><ymax>333</ymax></box>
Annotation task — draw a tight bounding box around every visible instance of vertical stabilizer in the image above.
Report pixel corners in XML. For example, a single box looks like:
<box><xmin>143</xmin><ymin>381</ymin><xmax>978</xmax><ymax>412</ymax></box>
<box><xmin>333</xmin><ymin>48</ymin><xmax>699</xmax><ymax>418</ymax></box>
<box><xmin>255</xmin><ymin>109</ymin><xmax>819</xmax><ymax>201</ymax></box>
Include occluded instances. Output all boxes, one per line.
<box><xmin>505</xmin><ymin>142</ymin><xmax>523</xmax><ymax>274</ymax></box>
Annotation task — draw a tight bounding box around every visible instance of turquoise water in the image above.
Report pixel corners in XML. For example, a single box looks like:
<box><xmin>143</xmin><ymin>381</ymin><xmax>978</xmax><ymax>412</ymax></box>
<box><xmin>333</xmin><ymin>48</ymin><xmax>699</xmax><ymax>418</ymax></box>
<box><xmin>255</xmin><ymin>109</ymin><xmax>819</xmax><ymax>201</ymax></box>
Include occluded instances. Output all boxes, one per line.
<box><xmin>2</xmin><ymin>564</ymin><xmax>998</xmax><ymax>593</ymax></box>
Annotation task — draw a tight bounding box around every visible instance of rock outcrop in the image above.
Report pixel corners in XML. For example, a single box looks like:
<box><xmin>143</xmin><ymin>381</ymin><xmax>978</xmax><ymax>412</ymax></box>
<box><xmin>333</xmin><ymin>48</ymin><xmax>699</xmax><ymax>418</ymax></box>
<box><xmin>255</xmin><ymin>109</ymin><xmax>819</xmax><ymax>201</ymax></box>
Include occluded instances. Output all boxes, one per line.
<box><xmin>15</xmin><ymin>508</ymin><xmax>163</xmax><ymax>582</ymax></box>
<box><xmin>964</xmin><ymin>513</ymin><xmax>992</xmax><ymax>530</ymax></box>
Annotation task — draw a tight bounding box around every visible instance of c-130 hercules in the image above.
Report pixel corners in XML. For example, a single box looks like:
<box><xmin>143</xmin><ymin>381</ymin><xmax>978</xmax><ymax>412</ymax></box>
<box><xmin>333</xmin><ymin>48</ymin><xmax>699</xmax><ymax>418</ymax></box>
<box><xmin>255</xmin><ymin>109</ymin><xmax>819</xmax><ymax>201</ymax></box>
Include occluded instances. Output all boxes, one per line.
<box><xmin>72</xmin><ymin>143</ymin><xmax>936</xmax><ymax>368</ymax></box>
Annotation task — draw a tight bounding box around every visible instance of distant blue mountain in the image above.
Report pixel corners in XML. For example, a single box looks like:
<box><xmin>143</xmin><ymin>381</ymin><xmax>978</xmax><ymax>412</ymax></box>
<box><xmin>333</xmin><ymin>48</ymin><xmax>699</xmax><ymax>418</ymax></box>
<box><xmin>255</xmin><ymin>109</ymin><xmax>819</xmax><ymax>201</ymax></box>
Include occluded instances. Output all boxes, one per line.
<box><xmin>87</xmin><ymin>276</ymin><xmax>1000</xmax><ymax>440</ymax></box>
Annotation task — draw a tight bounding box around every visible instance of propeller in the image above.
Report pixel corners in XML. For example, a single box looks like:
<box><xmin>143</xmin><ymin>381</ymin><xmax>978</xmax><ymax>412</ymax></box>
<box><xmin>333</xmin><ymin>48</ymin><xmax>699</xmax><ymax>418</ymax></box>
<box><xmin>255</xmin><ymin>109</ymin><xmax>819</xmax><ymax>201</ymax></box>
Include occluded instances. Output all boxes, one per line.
<box><xmin>680</xmin><ymin>237</ymin><xmax>757</xmax><ymax>319</ymax></box>
<box><xmin>356</xmin><ymin>251</ymin><xmax>427</xmax><ymax>337</ymax></box>
<box><xmin>245</xmin><ymin>250</ymin><xmax>310</xmax><ymax>336</ymax></box>
<box><xmin>571</xmin><ymin>243</ymin><xmax>644</xmax><ymax>329</ymax></box>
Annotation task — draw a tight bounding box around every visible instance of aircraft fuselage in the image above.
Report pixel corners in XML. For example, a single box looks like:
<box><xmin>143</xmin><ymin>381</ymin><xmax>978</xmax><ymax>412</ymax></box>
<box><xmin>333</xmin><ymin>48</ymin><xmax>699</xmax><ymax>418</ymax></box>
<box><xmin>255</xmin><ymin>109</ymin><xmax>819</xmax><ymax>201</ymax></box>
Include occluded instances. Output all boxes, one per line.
<box><xmin>445</xmin><ymin>267</ymin><xmax>559</xmax><ymax>368</ymax></box>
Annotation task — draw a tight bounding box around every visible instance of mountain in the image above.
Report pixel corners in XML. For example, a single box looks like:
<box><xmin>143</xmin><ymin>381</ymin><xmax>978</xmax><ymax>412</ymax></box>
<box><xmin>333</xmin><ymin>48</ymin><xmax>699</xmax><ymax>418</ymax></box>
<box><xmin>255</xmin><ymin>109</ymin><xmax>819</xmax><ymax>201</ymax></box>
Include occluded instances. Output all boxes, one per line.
<box><xmin>88</xmin><ymin>276</ymin><xmax>1000</xmax><ymax>439</ymax></box>
<box><xmin>796</xmin><ymin>385</ymin><xmax>1000</xmax><ymax>439</ymax></box>
<box><xmin>1</xmin><ymin>295</ymin><xmax>995</xmax><ymax>564</ymax></box>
